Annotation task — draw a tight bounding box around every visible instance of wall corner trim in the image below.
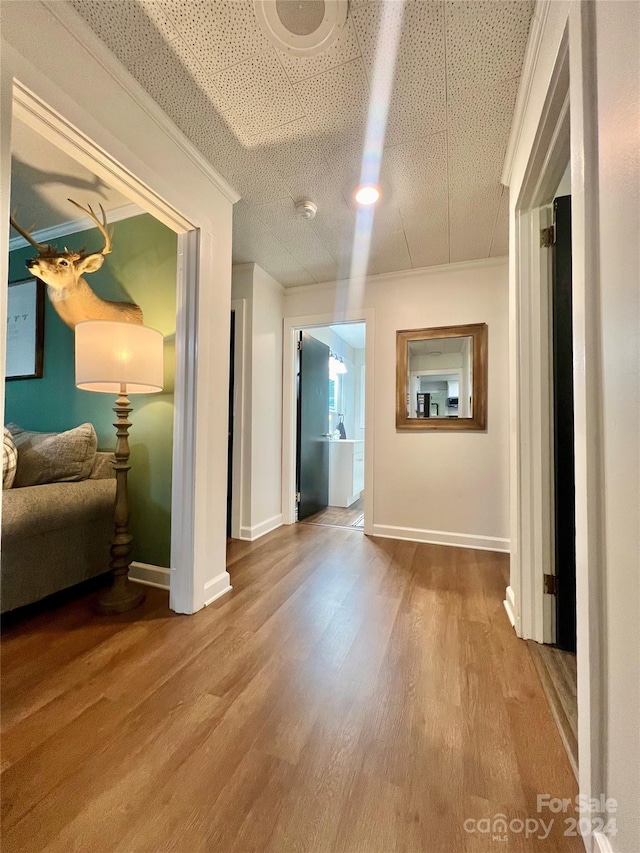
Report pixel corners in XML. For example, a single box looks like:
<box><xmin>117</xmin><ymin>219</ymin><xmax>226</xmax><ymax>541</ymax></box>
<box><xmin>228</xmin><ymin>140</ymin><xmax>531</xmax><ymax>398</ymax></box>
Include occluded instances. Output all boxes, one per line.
<box><xmin>371</xmin><ymin>524</ymin><xmax>510</xmax><ymax>553</ymax></box>
<box><xmin>503</xmin><ymin>585</ymin><xmax>517</xmax><ymax>630</ymax></box>
<box><xmin>41</xmin><ymin>0</ymin><xmax>241</xmax><ymax>205</ymax></box>
<box><xmin>239</xmin><ymin>514</ymin><xmax>283</xmax><ymax>542</ymax></box>
<box><xmin>501</xmin><ymin>0</ymin><xmax>553</xmax><ymax>186</ymax></box>
<box><xmin>593</xmin><ymin>833</ymin><xmax>615</xmax><ymax>853</ymax></box>
<box><xmin>204</xmin><ymin>573</ymin><xmax>232</xmax><ymax>606</ymax></box>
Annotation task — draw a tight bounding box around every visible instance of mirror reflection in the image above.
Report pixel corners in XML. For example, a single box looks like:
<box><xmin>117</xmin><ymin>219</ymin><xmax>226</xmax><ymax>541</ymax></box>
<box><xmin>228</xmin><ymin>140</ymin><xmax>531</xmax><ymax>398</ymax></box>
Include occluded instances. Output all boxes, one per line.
<box><xmin>396</xmin><ymin>323</ymin><xmax>487</xmax><ymax>431</ymax></box>
<box><xmin>407</xmin><ymin>336</ymin><xmax>473</xmax><ymax>419</ymax></box>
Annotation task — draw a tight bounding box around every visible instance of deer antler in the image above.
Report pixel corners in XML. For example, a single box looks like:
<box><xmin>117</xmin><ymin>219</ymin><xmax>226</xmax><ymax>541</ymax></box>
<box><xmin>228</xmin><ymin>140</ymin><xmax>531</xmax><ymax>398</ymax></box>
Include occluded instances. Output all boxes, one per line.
<box><xmin>9</xmin><ymin>211</ymin><xmax>54</xmax><ymax>254</ymax></box>
<box><xmin>68</xmin><ymin>198</ymin><xmax>112</xmax><ymax>255</ymax></box>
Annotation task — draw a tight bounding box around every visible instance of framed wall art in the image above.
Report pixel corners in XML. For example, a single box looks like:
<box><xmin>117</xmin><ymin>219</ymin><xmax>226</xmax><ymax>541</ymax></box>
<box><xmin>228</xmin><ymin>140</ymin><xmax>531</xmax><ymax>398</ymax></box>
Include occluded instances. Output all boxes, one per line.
<box><xmin>6</xmin><ymin>278</ymin><xmax>45</xmax><ymax>380</ymax></box>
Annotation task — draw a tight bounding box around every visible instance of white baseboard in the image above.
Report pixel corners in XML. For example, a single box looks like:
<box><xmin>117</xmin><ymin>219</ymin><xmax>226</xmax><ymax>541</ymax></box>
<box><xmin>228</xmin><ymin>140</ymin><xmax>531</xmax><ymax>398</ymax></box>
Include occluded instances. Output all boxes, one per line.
<box><xmin>204</xmin><ymin>572</ymin><xmax>232</xmax><ymax>606</ymax></box>
<box><xmin>130</xmin><ymin>563</ymin><xmax>232</xmax><ymax>607</ymax></box>
<box><xmin>593</xmin><ymin>833</ymin><xmax>614</xmax><ymax>853</ymax></box>
<box><xmin>371</xmin><ymin>524</ymin><xmax>510</xmax><ymax>553</ymax></box>
<box><xmin>239</xmin><ymin>513</ymin><xmax>283</xmax><ymax>542</ymax></box>
<box><xmin>503</xmin><ymin>585</ymin><xmax>517</xmax><ymax>629</ymax></box>
<box><xmin>130</xmin><ymin>561</ymin><xmax>170</xmax><ymax>590</ymax></box>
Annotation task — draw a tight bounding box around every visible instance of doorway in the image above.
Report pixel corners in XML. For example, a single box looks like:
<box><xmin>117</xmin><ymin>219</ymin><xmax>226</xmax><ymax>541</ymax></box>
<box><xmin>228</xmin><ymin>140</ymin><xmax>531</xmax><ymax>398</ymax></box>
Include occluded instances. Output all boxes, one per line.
<box><xmin>1</xmin><ymin>76</ymin><xmax>232</xmax><ymax>614</ymax></box>
<box><xmin>294</xmin><ymin>322</ymin><xmax>366</xmax><ymax>531</ymax></box>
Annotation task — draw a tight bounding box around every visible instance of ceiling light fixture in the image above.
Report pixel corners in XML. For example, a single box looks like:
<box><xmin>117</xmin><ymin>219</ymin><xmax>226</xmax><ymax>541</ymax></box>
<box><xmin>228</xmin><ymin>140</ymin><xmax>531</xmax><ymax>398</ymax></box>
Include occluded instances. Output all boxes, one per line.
<box><xmin>254</xmin><ymin>0</ymin><xmax>348</xmax><ymax>57</ymax></box>
<box><xmin>355</xmin><ymin>185</ymin><xmax>380</xmax><ymax>206</ymax></box>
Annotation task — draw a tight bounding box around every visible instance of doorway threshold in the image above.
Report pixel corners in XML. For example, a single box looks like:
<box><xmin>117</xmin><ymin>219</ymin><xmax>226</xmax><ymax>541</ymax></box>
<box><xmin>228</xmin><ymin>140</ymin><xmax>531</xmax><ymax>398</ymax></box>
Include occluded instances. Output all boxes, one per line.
<box><xmin>300</xmin><ymin>498</ymin><xmax>364</xmax><ymax>530</ymax></box>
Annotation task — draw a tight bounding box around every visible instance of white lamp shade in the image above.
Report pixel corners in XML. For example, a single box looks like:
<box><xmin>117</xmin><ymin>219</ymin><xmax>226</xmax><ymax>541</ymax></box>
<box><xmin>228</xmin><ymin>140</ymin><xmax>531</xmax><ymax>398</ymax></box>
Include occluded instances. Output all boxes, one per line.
<box><xmin>75</xmin><ymin>320</ymin><xmax>164</xmax><ymax>394</ymax></box>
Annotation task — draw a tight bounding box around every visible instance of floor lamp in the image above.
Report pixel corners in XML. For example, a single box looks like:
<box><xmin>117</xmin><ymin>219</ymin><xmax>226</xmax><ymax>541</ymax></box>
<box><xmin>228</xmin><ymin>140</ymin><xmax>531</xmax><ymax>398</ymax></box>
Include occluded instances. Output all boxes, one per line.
<box><xmin>75</xmin><ymin>320</ymin><xmax>164</xmax><ymax>614</ymax></box>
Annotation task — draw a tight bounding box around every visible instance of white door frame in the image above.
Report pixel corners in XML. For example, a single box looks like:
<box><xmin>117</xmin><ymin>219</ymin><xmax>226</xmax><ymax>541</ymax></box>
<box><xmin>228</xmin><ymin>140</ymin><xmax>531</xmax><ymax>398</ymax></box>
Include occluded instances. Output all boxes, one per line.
<box><xmin>1</xmin><ymin>0</ymin><xmax>238</xmax><ymax>614</ymax></box>
<box><xmin>6</xmin><ymin>81</ymin><xmax>199</xmax><ymax>614</ymax></box>
<box><xmin>229</xmin><ymin>298</ymin><xmax>247</xmax><ymax>541</ymax></box>
<box><xmin>506</xmin><ymin>2</ymin><xmax>605</xmax><ymax>838</ymax></box>
<box><xmin>282</xmin><ymin>310</ymin><xmax>375</xmax><ymax>535</ymax></box>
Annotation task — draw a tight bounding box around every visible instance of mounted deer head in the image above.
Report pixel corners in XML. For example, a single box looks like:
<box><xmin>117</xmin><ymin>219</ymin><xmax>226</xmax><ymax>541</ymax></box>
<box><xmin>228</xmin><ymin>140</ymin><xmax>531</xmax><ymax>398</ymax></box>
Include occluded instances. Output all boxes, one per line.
<box><xmin>10</xmin><ymin>200</ymin><xmax>143</xmax><ymax>329</ymax></box>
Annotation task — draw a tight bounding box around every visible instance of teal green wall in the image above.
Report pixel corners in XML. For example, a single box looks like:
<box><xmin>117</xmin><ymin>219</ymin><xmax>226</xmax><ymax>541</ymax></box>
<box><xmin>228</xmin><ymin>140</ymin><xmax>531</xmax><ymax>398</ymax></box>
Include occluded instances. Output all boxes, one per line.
<box><xmin>5</xmin><ymin>214</ymin><xmax>177</xmax><ymax>567</ymax></box>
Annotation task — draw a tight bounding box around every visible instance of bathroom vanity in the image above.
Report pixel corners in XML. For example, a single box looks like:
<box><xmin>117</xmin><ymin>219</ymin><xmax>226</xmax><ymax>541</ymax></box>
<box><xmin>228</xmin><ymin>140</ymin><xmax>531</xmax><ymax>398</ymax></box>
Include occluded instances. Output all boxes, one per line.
<box><xmin>328</xmin><ymin>440</ymin><xmax>364</xmax><ymax>507</ymax></box>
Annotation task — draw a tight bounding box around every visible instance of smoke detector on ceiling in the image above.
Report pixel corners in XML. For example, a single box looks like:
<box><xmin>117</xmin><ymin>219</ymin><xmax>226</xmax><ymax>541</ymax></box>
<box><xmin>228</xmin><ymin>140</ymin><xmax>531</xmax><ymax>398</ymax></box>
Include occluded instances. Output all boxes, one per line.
<box><xmin>254</xmin><ymin>1</ymin><xmax>348</xmax><ymax>57</ymax></box>
<box><xmin>295</xmin><ymin>200</ymin><xmax>318</xmax><ymax>220</ymax></box>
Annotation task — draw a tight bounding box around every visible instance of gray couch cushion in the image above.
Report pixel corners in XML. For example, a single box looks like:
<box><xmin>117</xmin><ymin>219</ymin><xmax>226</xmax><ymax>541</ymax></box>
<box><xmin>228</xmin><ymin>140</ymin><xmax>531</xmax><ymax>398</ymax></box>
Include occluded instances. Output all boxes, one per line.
<box><xmin>90</xmin><ymin>451</ymin><xmax>116</xmax><ymax>480</ymax></box>
<box><xmin>2</xmin><ymin>479</ymin><xmax>116</xmax><ymax>542</ymax></box>
<box><xmin>8</xmin><ymin>423</ymin><xmax>97</xmax><ymax>487</ymax></box>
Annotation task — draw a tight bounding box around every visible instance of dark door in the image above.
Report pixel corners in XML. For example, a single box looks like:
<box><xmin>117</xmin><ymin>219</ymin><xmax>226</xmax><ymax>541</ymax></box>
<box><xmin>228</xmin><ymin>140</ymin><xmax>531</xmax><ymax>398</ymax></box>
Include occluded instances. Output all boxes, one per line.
<box><xmin>552</xmin><ymin>195</ymin><xmax>577</xmax><ymax>652</ymax></box>
<box><xmin>297</xmin><ymin>331</ymin><xmax>330</xmax><ymax>520</ymax></box>
<box><xmin>226</xmin><ymin>311</ymin><xmax>235</xmax><ymax>538</ymax></box>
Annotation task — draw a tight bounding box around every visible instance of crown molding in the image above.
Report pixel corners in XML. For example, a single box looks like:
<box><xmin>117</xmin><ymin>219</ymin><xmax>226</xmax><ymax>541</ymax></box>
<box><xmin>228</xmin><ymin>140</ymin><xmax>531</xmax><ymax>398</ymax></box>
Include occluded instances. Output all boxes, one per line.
<box><xmin>41</xmin><ymin>1</ymin><xmax>241</xmax><ymax>205</ymax></box>
<box><xmin>9</xmin><ymin>203</ymin><xmax>143</xmax><ymax>251</ymax></box>
<box><xmin>282</xmin><ymin>255</ymin><xmax>508</xmax><ymax>297</ymax></box>
<box><xmin>501</xmin><ymin>0</ymin><xmax>553</xmax><ymax>186</ymax></box>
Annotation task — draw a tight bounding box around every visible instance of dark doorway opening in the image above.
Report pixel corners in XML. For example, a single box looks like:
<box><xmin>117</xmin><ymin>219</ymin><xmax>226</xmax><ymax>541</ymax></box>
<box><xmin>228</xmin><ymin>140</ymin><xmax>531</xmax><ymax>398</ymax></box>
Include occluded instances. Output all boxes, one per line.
<box><xmin>227</xmin><ymin>310</ymin><xmax>235</xmax><ymax>538</ymax></box>
<box><xmin>552</xmin><ymin>194</ymin><xmax>577</xmax><ymax>653</ymax></box>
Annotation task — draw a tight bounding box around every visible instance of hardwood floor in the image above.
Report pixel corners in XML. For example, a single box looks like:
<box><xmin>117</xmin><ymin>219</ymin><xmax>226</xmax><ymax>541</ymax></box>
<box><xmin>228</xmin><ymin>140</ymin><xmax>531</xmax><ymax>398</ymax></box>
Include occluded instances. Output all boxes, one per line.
<box><xmin>1</xmin><ymin>525</ymin><xmax>582</xmax><ymax>852</ymax></box>
<box><xmin>302</xmin><ymin>497</ymin><xmax>364</xmax><ymax>529</ymax></box>
<box><xmin>527</xmin><ymin>641</ymin><xmax>579</xmax><ymax>779</ymax></box>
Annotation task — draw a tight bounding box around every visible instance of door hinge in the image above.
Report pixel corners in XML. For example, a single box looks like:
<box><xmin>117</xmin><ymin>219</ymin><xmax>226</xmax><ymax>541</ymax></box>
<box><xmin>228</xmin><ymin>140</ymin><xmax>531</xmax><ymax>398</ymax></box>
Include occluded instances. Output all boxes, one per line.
<box><xmin>543</xmin><ymin>573</ymin><xmax>558</xmax><ymax>595</ymax></box>
<box><xmin>297</xmin><ymin>340</ymin><xmax>302</xmax><ymax>351</ymax></box>
<box><xmin>540</xmin><ymin>225</ymin><xmax>556</xmax><ymax>247</ymax></box>
<box><xmin>295</xmin><ymin>491</ymin><xmax>301</xmax><ymax>503</ymax></box>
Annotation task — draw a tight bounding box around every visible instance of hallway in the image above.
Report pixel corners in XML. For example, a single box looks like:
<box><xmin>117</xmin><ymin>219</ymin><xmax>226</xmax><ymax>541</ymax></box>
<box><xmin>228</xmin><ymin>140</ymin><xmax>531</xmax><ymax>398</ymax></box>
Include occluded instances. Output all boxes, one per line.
<box><xmin>1</xmin><ymin>525</ymin><xmax>581</xmax><ymax>851</ymax></box>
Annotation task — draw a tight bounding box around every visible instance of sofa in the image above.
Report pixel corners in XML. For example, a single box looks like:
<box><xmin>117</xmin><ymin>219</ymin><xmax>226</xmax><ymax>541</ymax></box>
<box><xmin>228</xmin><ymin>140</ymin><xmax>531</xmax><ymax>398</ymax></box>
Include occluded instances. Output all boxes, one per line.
<box><xmin>1</xmin><ymin>424</ymin><xmax>116</xmax><ymax>613</ymax></box>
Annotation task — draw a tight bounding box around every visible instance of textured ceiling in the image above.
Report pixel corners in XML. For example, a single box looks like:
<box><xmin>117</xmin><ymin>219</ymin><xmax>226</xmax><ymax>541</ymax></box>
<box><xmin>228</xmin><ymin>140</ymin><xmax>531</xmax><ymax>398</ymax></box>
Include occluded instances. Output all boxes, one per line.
<box><xmin>70</xmin><ymin>0</ymin><xmax>533</xmax><ymax>287</ymax></box>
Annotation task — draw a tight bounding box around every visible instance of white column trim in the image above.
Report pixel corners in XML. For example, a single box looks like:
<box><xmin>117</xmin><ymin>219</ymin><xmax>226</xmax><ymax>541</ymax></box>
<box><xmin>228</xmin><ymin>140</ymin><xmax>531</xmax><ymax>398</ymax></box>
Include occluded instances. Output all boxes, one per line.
<box><xmin>505</xmin><ymin>2</ymin><xmax>607</xmax><ymax>847</ymax></box>
<box><xmin>503</xmin><ymin>585</ymin><xmax>517</xmax><ymax>629</ymax></box>
<box><xmin>230</xmin><ymin>298</ymin><xmax>247</xmax><ymax>541</ymax></box>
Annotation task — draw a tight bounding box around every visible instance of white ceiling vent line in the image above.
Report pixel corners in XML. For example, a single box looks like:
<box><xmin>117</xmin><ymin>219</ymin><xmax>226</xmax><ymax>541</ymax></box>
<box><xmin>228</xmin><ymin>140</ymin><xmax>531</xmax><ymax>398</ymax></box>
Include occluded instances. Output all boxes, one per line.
<box><xmin>254</xmin><ymin>0</ymin><xmax>348</xmax><ymax>57</ymax></box>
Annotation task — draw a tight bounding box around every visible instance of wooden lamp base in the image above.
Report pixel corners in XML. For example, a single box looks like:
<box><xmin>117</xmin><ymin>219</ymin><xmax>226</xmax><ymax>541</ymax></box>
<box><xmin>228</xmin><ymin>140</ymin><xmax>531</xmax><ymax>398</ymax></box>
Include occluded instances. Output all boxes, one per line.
<box><xmin>96</xmin><ymin>386</ymin><xmax>145</xmax><ymax>615</ymax></box>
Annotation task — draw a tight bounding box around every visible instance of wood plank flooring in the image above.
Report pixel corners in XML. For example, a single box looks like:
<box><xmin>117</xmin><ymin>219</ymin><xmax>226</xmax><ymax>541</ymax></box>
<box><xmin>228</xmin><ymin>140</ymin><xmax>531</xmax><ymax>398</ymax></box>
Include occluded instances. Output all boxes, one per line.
<box><xmin>527</xmin><ymin>641</ymin><xmax>578</xmax><ymax>779</ymax></box>
<box><xmin>1</xmin><ymin>525</ymin><xmax>582</xmax><ymax>852</ymax></box>
<box><xmin>302</xmin><ymin>497</ymin><xmax>364</xmax><ymax>529</ymax></box>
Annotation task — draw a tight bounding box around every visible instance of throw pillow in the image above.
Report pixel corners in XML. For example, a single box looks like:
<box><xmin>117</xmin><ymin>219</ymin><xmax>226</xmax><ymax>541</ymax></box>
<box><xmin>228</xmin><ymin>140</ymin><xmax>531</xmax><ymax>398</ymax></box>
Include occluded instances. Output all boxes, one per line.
<box><xmin>11</xmin><ymin>423</ymin><xmax>98</xmax><ymax>488</ymax></box>
<box><xmin>2</xmin><ymin>427</ymin><xmax>18</xmax><ymax>489</ymax></box>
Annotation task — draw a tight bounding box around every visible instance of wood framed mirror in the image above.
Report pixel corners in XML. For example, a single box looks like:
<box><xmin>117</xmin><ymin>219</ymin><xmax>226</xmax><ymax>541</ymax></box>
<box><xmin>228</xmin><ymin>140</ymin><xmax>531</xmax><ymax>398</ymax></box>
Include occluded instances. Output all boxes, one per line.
<box><xmin>396</xmin><ymin>323</ymin><xmax>487</xmax><ymax>430</ymax></box>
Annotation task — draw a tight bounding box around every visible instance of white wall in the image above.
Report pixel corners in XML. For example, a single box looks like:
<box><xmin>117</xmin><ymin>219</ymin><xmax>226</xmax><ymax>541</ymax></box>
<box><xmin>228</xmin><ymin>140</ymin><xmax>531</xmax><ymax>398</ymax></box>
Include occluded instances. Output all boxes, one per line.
<box><xmin>232</xmin><ymin>263</ymin><xmax>284</xmax><ymax>540</ymax></box>
<box><xmin>284</xmin><ymin>258</ymin><xmax>510</xmax><ymax>551</ymax></box>
<box><xmin>595</xmin><ymin>3</ymin><xmax>640</xmax><ymax>851</ymax></box>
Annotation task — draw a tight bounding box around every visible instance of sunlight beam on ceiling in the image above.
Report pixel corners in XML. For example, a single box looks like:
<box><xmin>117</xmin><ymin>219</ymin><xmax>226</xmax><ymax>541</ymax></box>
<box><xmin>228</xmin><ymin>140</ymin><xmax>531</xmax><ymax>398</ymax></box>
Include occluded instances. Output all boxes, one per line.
<box><xmin>345</xmin><ymin>0</ymin><xmax>405</xmax><ymax>309</ymax></box>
